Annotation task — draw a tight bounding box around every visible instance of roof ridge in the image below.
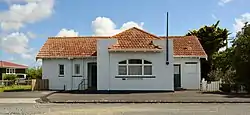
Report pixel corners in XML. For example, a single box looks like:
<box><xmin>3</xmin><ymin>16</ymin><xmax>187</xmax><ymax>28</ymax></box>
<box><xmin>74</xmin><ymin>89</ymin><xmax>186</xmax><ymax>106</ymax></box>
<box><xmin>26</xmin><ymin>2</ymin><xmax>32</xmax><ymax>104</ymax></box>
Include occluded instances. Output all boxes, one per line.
<box><xmin>112</xmin><ymin>27</ymin><xmax>161</xmax><ymax>39</ymax></box>
<box><xmin>48</xmin><ymin>36</ymin><xmax>111</xmax><ymax>39</ymax></box>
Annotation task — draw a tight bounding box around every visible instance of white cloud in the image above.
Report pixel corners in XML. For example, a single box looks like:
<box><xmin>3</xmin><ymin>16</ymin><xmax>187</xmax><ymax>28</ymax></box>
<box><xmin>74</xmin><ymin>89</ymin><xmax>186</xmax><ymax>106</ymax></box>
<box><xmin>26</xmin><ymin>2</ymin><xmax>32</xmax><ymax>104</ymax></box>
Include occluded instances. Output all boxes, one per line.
<box><xmin>233</xmin><ymin>13</ymin><xmax>250</xmax><ymax>32</ymax></box>
<box><xmin>1</xmin><ymin>21</ymin><xmax>24</xmax><ymax>31</ymax></box>
<box><xmin>0</xmin><ymin>0</ymin><xmax>55</xmax><ymax>31</ymax></box>
<box><xmin>0</xmin><ymin>32</ymin><xmax>33</xmax><ymax>59</ymax></box>
<box><xmin>4</xmin><ymin>0</ymin><xmax>42</xmax><ymax>3</ymax></box>
<box><xmin>26</xmin><ymin>31</ymin><xmax>36</xmax><ymax>39</ymax></box>
<box><xmin>56</xmin><ymin>28</ymin><xmax>79</xmax><ymax>37</ymax></box>
<box><xmin>212</xmin><ymin>14</ymin><xmax>217</xmax><ymax>20</ymax></box>
<box><xmin>218</xmin><ymin>0</ymin><xmax>233</xmax><ymax>6</ymax></box>
<box><xmin>92</xmin><ymin>17</ymin><xmax>144</xmax><ymax>36</ymax></box>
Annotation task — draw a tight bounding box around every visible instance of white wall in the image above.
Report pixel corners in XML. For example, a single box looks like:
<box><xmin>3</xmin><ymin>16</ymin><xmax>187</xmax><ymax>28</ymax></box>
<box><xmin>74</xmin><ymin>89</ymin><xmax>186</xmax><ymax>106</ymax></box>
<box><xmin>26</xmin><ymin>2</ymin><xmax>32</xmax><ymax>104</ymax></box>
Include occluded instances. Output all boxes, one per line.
<box><xmin>97</xmin><ymin>39</ymin><xmax>174</xmax><ymax>91</ymax></box>
<box><xmin>173</xmin><ymin>57</ymin><xmax>201</xmax><ymax>89</ymax></box>
<box><xmin>42</xmin><ymin>58</ymin><xmax>96</xmax><ymax>90</ymax></box>
<box><xmin>97</xmin><ymin>39</ymin><xmax>117</xmax><ymax>90</ymax></box>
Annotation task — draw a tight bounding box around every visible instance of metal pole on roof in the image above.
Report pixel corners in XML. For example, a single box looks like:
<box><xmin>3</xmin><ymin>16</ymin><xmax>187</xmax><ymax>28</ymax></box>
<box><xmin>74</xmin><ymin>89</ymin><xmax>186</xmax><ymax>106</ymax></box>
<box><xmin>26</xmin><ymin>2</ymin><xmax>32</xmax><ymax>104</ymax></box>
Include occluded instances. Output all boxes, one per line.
<box><xmin>166</xmin><ymin>12</ymin><xmax>169</xmax><ymax>65</ymax></box>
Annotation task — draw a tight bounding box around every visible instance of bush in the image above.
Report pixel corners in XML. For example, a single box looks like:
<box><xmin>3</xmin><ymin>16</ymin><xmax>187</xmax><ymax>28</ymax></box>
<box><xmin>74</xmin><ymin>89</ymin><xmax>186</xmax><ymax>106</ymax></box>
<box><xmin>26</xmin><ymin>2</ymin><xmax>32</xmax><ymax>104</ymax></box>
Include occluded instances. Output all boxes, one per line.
<box><xmin>220</xmin><ymin>84</ymin><xmax>231</xmax><ymax>93</ymax></box>
<box><xmin>207</xmin><ymin>68</ymin><xmax>223</xmax><ymax>81</ymax></box>
<box><xmin>26</xmin><ymin>67</ymin><xmax>42</xmax><ymax>79</ymax></box>
<box><xmin>3</xmin><ymin>74</ymin><xmax>17</xmax><ymax>86</ymax></box>
<box><xmin>3</xmin><ymin>74</ymin><xmax>17</xmax><ymax>80</ymax></box>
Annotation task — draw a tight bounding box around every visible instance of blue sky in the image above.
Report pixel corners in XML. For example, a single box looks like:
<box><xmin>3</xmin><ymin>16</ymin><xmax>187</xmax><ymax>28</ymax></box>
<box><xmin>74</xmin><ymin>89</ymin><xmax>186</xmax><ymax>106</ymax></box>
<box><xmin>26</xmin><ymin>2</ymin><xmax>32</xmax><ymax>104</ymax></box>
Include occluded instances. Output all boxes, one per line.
<box><xmin>0</xmin><ymin>0</ymin><xmax>249</xmax><ymax>67</ymax></box>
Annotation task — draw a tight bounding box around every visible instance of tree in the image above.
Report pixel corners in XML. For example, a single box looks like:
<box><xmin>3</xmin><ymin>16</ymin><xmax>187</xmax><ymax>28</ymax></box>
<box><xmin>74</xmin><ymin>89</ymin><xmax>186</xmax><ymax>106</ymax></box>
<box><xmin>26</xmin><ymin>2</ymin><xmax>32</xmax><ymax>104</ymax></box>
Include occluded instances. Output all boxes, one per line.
<box><xmin>187</xmin><ymin>21</ymin><xmax>230</xmax><ymax>81</ymax></box>
<box><xmin>232</xmin><ymin>22</ymin><xmax>250</xmax><ymax>92</ymax></box>
<box><xmin>26</xmin><ymin>67</ymin><xmax>42</xmax><ymax>79</ymax></box>
<box><xmin>212</xmin><ymin>47</ymin><xmax>234</xmax><ymax>72</ymax></box>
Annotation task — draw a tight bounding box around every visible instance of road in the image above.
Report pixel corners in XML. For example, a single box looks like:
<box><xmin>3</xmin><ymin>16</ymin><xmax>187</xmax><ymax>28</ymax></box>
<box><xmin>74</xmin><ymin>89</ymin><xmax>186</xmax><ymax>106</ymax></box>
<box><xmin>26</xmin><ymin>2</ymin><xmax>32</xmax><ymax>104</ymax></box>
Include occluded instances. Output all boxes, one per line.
<box><xmin>0</xmin><ymin>103</ymin><xmax>249</xmax><ymax>115</ymax></box>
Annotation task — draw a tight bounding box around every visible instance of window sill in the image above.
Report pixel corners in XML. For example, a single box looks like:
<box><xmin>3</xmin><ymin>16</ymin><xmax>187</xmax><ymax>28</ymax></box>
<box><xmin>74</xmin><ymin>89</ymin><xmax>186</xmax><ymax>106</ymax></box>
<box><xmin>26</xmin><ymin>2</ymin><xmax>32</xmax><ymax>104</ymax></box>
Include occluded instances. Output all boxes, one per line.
<box><xmin>72</xmin><ymin>75</ymin><xmax>83</xmax><ymax>77</ymax></box>
<box><xmin>115</xmin><ymin>75</ymin><xmax>156</xmax><ymax>78</ymax></box>
<box><xmin>58</xmin><ymin>75</ymin><xmax>64</xmax><ymax>77</ymax></box>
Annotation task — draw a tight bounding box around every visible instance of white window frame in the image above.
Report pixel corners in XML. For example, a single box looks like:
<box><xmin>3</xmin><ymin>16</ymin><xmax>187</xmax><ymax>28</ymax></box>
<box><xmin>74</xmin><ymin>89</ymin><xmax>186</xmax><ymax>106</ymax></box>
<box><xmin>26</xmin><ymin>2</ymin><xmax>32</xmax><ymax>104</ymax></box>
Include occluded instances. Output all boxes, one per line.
<box><xmin>118</xmin><ymin>59</ymin><xmax>153</xmax><ymax>76</ymax></box>
<box><xmin>59</xmin><ymin>64</ymin><xmax>65</xmax><ymax>77</ymax></box>
<box><xmin>6</xmin><ymin>68</ymin><xmax>15</xmax><ymax>74</ymax></box>
<box><xmin>74</xmin><ymin>64</ymin><xmax>81</xmax><ymax>75</ymax></box>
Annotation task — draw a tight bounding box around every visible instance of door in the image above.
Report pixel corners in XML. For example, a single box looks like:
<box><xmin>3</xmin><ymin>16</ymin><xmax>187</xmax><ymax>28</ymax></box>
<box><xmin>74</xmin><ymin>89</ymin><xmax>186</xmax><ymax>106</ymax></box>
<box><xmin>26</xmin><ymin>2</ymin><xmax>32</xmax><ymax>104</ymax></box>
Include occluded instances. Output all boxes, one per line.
<box><xmin>88</xmin><ymin>62</ymin><xmax>97</xmax><ymax>90</ymax></box>
<box><xmin>174</xmin><ymin>64</ymin><xmax>181</xmax><ymax>89</ymax></box>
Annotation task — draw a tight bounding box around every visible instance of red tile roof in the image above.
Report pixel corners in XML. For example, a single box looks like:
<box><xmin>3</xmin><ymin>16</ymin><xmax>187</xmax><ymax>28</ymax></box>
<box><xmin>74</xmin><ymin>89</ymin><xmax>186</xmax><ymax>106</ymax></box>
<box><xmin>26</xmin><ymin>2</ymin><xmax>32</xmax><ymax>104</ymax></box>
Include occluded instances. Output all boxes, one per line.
<box><xmin>159</xmin><ymin>36</ymin><xmax>207</xmax><ymax>57</ymax></box>
<box><xmin>0</xmin><ymin>61</ymin><xmax>28</xmax><ymax>68</ymax></box>
<box><xmin>110</xmin><ymin>27</ymin><xmax>162</xmax><ymax>50</ymax></box>
<box><xmin>36</xmin><ymin>27</ymin><xmax>207</xmax><ymax>59</ymax></box>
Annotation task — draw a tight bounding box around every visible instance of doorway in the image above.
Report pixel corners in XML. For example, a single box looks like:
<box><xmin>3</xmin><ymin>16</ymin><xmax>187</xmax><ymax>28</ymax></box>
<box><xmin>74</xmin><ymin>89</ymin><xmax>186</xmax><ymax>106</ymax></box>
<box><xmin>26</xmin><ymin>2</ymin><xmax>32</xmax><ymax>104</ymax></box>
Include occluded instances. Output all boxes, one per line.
<box><xmin>87</xmin><ymin>62</ymin><xmax>97</xmax><ymax>90</ymax></box>
<box><xmin>174</xmin><ymin>64</ymin><xmax>181</xmax><ymax>90</ymax></box>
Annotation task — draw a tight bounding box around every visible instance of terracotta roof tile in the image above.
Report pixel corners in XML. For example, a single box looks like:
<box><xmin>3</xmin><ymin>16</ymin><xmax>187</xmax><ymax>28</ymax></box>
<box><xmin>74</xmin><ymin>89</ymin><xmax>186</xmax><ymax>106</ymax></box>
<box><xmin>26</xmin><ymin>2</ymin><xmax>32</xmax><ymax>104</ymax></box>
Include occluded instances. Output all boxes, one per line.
<box><xmin>112</xmin><ymin>27</ymin><xmax>160</xmax><ymax>40</ymax></box>
<box><xmin>0</xmin><ymin>61</ymin><xmax>28</xmax><ymax>68</ymax></box>
<box><xmin>36</xmin><ymin>37</ymin><xmax>109</xmax><ymax>59</ymax></box>
<box><xmin>159</xmin><ymin>36</ymin><xmax>207</xmax><ymax>57</ymax></box>
<box><xmin>110</xmin><ymin>27</ymin><xmax>161</xmax><ymax>50</ymax></box>
<box><xmin>36</xmin><ymin>27</ymin><xmax>207</xmax><ymax>59</ymax></box>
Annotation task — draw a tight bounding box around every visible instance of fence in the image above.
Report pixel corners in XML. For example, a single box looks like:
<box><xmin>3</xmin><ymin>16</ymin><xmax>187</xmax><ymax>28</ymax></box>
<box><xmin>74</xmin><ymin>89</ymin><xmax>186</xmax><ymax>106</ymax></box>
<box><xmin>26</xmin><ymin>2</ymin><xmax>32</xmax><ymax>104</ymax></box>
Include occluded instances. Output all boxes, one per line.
<box><xmin>201</xmin><ymin>78</ymin><xmax>247</xmax><ymax>93</ymax></box>
<box><xmin>201</xmin><ymin>78</ymin><xmax>222</xmax><ymax>92</ymax></box>
<box><xmin>0</xmin><ymin>79</ymin><xmax>49</xmax><ymax>91</ymax></box>
<box><xmin>31</xmin><ymin>79</ymin><xmax>49</xmax><ymax>91</ymax></box>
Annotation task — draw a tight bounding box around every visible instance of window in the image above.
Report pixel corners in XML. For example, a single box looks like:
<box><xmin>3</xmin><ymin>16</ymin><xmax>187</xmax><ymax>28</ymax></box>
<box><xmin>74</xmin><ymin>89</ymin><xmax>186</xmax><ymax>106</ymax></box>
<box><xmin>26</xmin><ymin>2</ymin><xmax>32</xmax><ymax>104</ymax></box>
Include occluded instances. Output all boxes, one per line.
<box><xmin>6</xmin><ymin>68</ymin><xmax>15</xmax><ymax>74</ymax></box>
<box><xmin>118</xmin><ymin>59</ymin><xmax>152</xmax><ymax>76</ymax></box>
<box><xmin>74</xmin><ymin>64</ymin><xmax>80</xmax><ymax>75</ymax></box>
<box><xmin>59</xmin><ymin>64</ymin><xmax>64</xmax><ymax>76</ymax></box>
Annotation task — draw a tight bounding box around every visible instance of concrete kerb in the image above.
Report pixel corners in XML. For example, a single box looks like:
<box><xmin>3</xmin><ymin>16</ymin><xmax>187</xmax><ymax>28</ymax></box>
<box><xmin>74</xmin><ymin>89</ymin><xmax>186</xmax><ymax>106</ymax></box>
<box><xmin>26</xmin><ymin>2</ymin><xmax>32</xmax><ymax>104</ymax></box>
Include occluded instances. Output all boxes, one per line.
<box><xmin>36</xmin><ymin>91</ymin><xmax>56</xmax><ymax>103</ymax></box>
<box><xmin>48</xmin><ymin>100</ymin><xmax>250</xmax><ymax>104</ymax></box>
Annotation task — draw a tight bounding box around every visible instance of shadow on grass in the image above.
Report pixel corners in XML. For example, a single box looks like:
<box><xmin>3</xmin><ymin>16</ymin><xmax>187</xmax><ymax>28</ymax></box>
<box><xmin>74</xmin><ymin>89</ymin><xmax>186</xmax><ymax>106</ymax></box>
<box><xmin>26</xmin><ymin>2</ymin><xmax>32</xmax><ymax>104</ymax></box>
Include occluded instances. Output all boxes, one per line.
<box><xmin>3</xmin><ymin>89</ymin><xmax>32</xmax><ymax>92</ymax></box>
<box><xmin>202</xmin><ymin>91</ymin><xmax>250</xmax><ymax>98</ymax></box>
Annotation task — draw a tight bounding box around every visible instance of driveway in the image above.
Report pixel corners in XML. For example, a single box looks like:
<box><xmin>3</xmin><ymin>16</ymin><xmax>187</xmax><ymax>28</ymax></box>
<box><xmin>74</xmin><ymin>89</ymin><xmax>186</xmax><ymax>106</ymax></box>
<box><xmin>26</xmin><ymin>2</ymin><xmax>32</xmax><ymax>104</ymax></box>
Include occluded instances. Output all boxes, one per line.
<box><xmin>46</xmin><ymin>91</ymin><xmax>250</xmax><ymax>103</ymax></box>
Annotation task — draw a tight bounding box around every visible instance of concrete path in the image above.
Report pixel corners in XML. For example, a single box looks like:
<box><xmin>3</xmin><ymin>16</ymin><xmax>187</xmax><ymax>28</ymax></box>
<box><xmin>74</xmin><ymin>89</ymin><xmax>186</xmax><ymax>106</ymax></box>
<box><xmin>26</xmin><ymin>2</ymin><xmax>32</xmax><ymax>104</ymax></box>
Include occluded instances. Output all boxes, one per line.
<box><xmin>46</xmin><ymin>91</ymin><xmax>250</xmax><ymax>103</ymax></box>
<box><xmin>0</xmin><ymin>91</ymin><xmax>54</xmax><ymax>98</ymax></box>
<box><xmin>0</xmin><ymin>91</ymin><xmax>54</xmax><ymax>103</ymax></box>
<box><xmin>0</xmin><ymin>98</ymin><xmax>37</xmax><ymax>103</ymax></box>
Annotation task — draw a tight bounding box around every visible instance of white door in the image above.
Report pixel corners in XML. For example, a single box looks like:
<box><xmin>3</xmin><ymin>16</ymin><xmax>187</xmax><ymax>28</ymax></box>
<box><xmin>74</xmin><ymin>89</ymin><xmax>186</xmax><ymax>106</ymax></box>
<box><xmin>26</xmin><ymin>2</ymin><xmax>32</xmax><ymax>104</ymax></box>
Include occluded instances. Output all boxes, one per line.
<box><xmin>183</xmin><ymin>62</ymin><xmax>199</xmax><ymax>89</ymax></box>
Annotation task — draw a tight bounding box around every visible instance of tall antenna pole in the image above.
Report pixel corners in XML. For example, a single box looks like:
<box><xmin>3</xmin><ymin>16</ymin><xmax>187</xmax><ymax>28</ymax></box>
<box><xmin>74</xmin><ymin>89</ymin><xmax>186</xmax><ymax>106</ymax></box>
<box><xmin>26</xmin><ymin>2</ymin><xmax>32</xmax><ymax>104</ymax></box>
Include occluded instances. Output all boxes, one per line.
<box><xmin>166</xmin><ymin>12</ymin><xmax>169</xmax><ymax>65</ymax></box>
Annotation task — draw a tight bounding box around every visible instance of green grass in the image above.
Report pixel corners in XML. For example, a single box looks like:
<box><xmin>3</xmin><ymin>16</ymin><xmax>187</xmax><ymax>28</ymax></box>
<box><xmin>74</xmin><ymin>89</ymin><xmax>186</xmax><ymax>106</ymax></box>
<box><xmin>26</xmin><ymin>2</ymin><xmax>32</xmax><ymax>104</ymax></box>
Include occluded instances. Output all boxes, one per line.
<box><xmin>0</xmin><ymin>85</ymin><xmax>31</xmax><ymax>92</ymax></box>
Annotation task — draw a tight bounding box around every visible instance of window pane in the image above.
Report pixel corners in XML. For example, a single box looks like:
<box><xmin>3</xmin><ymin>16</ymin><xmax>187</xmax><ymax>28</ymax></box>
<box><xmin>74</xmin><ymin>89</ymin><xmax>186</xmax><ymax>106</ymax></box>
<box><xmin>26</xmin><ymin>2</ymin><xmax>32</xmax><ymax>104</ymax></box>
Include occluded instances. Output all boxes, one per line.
<box><xmin>59</xmin><ymin>65</ymin><xmax>64</xmax><ymax>75</ymax></box>
<box><xmin>128</xmin><ymin>59</ymin><xmax>142</xmax><ymax>64</ymax></box>
<box><xmin>119</xmin><ymin>60</ymin><xmax>127</xmax><ymax>64</ymax></box>
<box><xmin>6</xmin><ymin>69</ymin><xmax>9</xmax><ymax>73</ymax></box>
<box><xmin>118</xmin><ymin>65</ymin><xmax>127</xmax><ymax>75</ymax></box>
<box><xmin>10</xmin><ymin>69</ymin><xmax>13</xmax><ymax>73</ymax></box>
<box><xmin>75</xmin><ymin>64</ymin><xmax>80</xmax><ymax>74</ymax></box>
<box><xmin>144</xmin><ymin>60</ymin><xmax>152</xmax><ymax>64</ymax></box>
<box><xmin>174</xmin><ymin>65</ymin><xmax>180</xmax><ymax>74</ymax></box>
<box><xmin>128</xmin><ymin>65</ymin><xmax>142</xmax><ymax>75</ymax></box>
<box><xmin>144</xmin><ymin>66</ymin><xmax>152</xmax><ymax>75</ymax></box>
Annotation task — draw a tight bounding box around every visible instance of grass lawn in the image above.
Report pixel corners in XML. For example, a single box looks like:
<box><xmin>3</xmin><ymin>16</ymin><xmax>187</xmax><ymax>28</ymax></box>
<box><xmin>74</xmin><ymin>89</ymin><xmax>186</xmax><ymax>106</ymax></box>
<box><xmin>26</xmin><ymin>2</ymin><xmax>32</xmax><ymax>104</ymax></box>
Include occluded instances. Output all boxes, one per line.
<box><xmin>0</xmin><ymin>85</ymin><xmax>31</xmax><ymax>92</ymax></box>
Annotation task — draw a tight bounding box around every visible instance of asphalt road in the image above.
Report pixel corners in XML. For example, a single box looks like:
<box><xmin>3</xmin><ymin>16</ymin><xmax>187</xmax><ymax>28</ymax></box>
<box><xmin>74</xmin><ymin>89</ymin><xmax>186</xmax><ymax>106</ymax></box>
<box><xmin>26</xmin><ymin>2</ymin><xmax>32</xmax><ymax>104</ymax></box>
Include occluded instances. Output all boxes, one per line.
<box><xmin>0</xmin><ymin>103</ymin><xmax>250</xmax><ymax>115</ymax></box>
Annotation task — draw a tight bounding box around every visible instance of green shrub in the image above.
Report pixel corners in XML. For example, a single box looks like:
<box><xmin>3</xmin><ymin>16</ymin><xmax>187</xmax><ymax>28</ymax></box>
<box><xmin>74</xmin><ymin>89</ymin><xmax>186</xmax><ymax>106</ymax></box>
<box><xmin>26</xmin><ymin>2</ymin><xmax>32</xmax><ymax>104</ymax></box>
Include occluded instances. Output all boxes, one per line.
<box><xmin>3</xmin><ymin>74</ymin><xmax>17</xmax><ymax>80</ymax></box>
<box><xmin>220</xmin><ymin>84</ymin><xmax>231</xmax><ymax>93</ymax></box>
<box><xmin>207</xmin><ymin>68</ymin><xmax>223</xmax><ymax>81</ymax></box>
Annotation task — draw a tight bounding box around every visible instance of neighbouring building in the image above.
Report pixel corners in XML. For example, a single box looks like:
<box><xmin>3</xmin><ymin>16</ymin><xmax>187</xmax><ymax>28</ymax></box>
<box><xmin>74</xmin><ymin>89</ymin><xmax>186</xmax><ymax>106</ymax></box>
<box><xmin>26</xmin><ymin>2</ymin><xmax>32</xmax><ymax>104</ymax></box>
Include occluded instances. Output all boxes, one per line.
<box><xmin>0</xmin><ymin>60</ymin><xmax>28</xmax><ymax>80</ymax></box>
<box><xmin>37</xmin><ymin>27</ymin><xmax>207</xmax><ymax>91</ymax></box>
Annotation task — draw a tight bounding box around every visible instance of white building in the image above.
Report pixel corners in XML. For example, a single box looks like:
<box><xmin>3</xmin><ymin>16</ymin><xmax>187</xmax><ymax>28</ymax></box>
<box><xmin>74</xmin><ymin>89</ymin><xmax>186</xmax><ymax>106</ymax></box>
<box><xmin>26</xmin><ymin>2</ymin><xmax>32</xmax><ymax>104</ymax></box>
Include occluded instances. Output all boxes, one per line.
<box><xmin>37</xmin><ymin>27</ymin><xmax>207</xmax><ymax>91</ymax></box>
